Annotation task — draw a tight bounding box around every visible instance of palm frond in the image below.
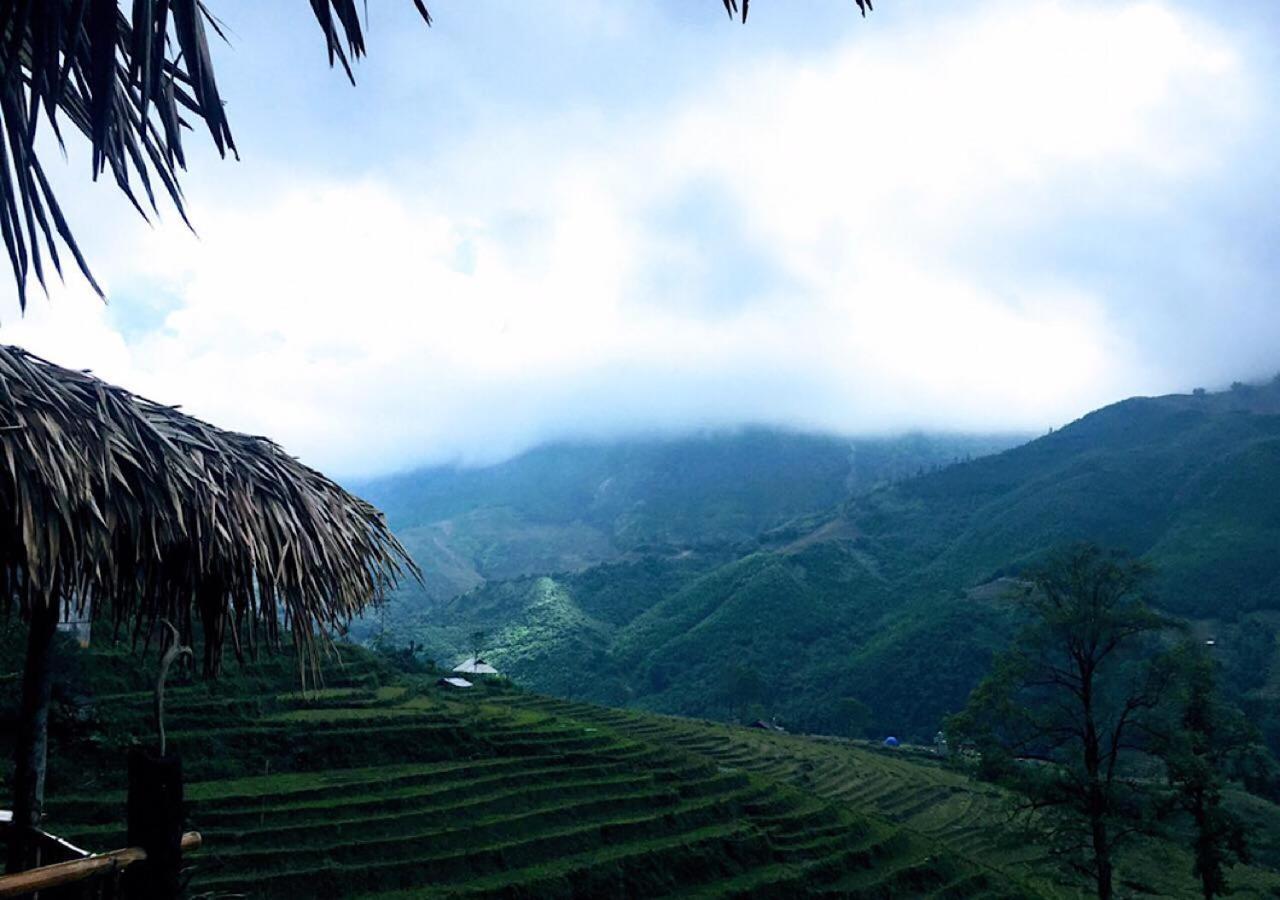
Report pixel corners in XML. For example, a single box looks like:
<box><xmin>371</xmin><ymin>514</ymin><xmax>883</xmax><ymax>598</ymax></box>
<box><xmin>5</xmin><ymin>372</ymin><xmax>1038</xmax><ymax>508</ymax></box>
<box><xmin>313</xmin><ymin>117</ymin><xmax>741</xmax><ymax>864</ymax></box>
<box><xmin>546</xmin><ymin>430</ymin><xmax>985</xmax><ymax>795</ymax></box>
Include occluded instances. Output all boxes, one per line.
<box><xmin>722</xmin><ymin>0</ymin><xmax>871</xmax><ymax>23</ymax></box>
<box><xmin>0</xmin><ymin>1</ymin><xmax>432</xmax><ymax>308</ymax></box>
<box><xmin>0</xmin><ymin>344</ymin><xmax>419</xmax><ymax>681</ymax></box>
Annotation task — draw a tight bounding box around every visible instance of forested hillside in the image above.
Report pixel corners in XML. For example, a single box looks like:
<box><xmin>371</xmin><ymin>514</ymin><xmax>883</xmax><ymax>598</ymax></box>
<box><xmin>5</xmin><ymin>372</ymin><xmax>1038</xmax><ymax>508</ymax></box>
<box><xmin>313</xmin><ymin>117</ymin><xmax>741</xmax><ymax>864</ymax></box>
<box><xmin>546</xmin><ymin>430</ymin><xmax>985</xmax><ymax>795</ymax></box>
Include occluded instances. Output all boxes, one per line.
<box><xmin>349</xmin><ymin>429</ymin><xmax>1022</xmax><ymax>605</ymax></box>
<box><xmin>359</xmin><ymin>383</ymin><xmax>1280</xmax><ymax>749</ymax></box>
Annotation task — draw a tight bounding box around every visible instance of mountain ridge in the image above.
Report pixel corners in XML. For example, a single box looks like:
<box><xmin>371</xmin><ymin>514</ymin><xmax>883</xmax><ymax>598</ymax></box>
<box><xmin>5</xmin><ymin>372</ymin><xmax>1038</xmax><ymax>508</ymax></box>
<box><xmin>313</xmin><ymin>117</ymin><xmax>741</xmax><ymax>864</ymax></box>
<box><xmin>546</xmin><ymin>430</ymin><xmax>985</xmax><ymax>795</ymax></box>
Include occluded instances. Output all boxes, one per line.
<box><xmin>350</xmin><ymin>427</ymin><xmax>1024</xmax><ymax>604</ymax></box>
<box><xmin>355</xmin><ymin>382</ymin><xmax>1280</xmax><ymax>750</ymax></box>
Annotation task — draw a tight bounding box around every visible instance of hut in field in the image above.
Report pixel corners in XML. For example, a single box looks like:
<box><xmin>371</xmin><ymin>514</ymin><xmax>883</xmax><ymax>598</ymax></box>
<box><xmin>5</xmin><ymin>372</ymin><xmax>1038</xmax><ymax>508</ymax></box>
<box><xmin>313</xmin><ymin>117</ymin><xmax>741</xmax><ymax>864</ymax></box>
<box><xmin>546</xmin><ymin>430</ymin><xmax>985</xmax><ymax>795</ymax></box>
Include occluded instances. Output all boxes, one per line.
<box><xmin>437</xmin><ymin>677</ymin><xmax>473</xmax><ymax>689</ymax></box>
<box><xmin>454</xmin><ymin>657</ymin><xmax>499</xmax><ymax>676</ymax></box>
<box><xmin>0</xmin><ymin>346</ymin><xmax>416</xmax><ymax>874</ymax></box>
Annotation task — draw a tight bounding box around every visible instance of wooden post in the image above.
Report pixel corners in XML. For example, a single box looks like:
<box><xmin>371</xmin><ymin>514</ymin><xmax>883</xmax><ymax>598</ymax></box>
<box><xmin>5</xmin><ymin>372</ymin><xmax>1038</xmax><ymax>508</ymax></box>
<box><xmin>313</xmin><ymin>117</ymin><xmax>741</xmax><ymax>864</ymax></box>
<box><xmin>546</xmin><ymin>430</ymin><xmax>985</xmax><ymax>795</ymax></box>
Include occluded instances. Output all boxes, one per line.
<box><xmin>122</xmin><ymin>749</ymin><xmax>184</xmax><ymax>899</ymax></box>
<box><xmin>5</xmin><ymin>601</ymin><xmax>58</xmax><ymax>874</ymax></box>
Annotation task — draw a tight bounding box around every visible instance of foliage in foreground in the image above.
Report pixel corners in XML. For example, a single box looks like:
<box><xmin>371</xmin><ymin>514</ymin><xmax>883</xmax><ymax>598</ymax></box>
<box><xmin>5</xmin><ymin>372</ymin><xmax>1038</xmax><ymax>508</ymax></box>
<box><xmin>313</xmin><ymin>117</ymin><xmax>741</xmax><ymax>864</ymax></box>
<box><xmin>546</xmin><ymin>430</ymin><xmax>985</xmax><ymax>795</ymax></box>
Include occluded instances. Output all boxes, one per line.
<box><xmin>1156</xmin><ymin>648</ymin><xmax>1258</xmax><ymax>900</ymax></box>
<box><xmin>950</xmin><ymin>545</ymin><xmax>1277</xmax><ymax>900</ymax></box>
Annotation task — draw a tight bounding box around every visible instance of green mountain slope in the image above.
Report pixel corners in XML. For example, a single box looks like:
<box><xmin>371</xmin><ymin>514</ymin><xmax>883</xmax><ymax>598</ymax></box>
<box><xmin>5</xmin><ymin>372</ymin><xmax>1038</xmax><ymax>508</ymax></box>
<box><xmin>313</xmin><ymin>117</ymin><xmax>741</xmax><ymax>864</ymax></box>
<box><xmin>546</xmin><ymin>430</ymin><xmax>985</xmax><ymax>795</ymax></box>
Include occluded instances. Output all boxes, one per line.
<box><xmin>378</xmin><ymin>383</ymin><xmax>1280</xmax><ymax>747</ymax></box>
<box><xmin>853</xmin><ymin>383</ymin><xmax>1280</xmax><ymax>612</ymax></box>
<box><xmin>349</xmin><ymin>429</ymin><xmax>1024</xmax><ymax>605</ymax></box>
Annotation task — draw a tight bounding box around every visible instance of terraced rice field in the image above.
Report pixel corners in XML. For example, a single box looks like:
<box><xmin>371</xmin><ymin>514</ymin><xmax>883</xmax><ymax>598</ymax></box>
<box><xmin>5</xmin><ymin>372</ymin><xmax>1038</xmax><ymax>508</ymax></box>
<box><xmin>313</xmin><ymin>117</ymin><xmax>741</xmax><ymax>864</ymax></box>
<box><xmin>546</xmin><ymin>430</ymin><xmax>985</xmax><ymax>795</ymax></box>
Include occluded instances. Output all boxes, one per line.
<box><xmin>38</xmin><ymin>654</ymin><xmax>1024</xmax><ymax>898</ymax></box>
<box><xmin>494</xmin><ymin>695</ymin><xmax>1280</xmax><ymax>899</ymax></box>
<box><xmin>24</xmin><ymin>645</ymin><xmax>1280</xmax><ymax>898</ymax></box>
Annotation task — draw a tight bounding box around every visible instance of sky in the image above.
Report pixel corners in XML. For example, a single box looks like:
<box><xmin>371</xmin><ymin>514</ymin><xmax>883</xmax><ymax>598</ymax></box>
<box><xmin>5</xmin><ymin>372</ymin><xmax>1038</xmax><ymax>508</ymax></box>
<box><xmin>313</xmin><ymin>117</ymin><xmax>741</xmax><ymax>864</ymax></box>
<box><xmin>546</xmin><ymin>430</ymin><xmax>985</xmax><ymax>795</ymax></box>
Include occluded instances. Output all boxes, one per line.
<box><xmin>3</xmin><ymin>0</ymin><xmax>1279</xmax><ymax>478</ymax></box>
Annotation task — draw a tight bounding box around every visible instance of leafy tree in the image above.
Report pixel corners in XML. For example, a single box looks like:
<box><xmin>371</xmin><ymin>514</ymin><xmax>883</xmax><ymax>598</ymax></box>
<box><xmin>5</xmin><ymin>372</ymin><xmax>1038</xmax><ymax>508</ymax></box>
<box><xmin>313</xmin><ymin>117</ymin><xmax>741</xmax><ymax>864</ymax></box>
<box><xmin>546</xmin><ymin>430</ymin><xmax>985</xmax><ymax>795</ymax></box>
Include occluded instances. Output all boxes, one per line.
<box><xmin>1221</xmin><ymin>615</ymin><xmax>1277</xmax><ymax>698</ymax></box>
<box><xmin>836</xmin><ymin>696</ymin><xmax>871</xmax><ymax>738</ymax></box>
<box><xmin>948</xmin><ymin>544</ymin><xmax>1177</xmax><ymax>900</ymax></box>
<box><xmin>374</xmin><ymin>640</ymin><xmax>436</xmax><ymax>675</ymax></box>
<box><xmin>1156</xmin><ymin>647</ymin><xmax>1253</xmax><ymax>900</ymax></box>
<box><xmin>722</xmin><ymin>663</ymin><xmax>765</xmax><ymax>721</ymax></box>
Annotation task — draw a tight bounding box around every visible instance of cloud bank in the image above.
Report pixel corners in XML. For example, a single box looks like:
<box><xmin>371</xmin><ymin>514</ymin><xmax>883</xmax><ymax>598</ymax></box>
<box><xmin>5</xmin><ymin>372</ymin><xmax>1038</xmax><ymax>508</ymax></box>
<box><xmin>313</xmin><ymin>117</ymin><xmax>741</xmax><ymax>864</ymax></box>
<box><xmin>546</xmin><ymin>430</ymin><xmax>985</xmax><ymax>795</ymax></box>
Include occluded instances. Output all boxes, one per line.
<box><xmin>2</xmin><ymin>0</ymin><xmax>1276</xmax><ymax>477</ymax></box>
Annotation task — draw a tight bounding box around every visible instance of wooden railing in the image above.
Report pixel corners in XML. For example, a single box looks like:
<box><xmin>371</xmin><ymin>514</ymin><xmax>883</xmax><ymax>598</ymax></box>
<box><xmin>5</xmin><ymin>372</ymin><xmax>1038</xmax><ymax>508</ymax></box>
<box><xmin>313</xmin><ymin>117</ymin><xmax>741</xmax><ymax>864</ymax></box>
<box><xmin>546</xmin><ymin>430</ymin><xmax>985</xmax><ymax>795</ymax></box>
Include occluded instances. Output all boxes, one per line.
<box><xmin>0</xmin><ymin>832</ymin><xmax>200</xmax><ymax>899</ymax></box>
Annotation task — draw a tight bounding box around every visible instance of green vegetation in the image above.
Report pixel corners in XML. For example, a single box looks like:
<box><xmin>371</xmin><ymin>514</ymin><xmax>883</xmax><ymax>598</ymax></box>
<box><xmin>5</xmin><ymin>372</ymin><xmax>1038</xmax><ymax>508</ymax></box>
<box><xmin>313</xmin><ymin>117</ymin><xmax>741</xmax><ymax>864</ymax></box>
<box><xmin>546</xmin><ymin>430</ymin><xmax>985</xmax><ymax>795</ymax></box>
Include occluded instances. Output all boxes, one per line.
<box><xmin>3</xmin><ymin>639</ymin><xmax>1040</xmax><ymax>898</ymax></box>
<box><xmin>467</xmin><ymin>692</ymin><xmax>1280</xmax><ymax>898</ymax></box>
<box><xmin>946</xmin><ymin>543</ymin><xmax>1280</xmax><ymax>899</ymax></box>
<box><xmin>369</xmin><ymin>385</ymin><xmax>1280</xmax><ymax>751</ymax></box>
<box><xmin>5</xmin><ymin>629</ymin><xmax>1279</xmax><ymax>896</ymax></box>
<box><xmin>349</xmin><ymin>429</ymin><xmax>1024</xmax><ymax>605</ymax></box>
<box><xmin>1158</xmin><ymin>649</ymin><xmax>1257</xmax><ymax>900</ymax></box>
<box><xmin>949</xmin><ymin>546</ymin><xmax>1188</xmax><ymax>899</ymax></box>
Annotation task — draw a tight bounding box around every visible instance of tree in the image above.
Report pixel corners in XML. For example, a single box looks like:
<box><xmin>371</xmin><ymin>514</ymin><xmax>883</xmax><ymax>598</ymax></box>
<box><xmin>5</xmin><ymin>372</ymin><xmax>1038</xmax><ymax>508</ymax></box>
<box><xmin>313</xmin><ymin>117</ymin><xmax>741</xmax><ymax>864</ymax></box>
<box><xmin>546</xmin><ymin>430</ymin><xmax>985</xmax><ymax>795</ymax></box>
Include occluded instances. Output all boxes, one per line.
<box><xmin>1156</xmin><ymin>647</ymin><xmax>1253</xmax><ymax>900</ymax></box>
<box><xmin>948</xmin><ymin>544</ymin><xmax>1176</xmax><ymax>900</ymax></box>
<box><xmin>469</xmin><ymin>629</ymin><xmax>487</xmax><ymax>661</ymax></box>
<box><xmin>0</xmin><ymin>1</ymin><xmax>872</xmax><ymax>305</ymax></box>
<box><xmin>836</xmin><ymin>696</ymin><xmax>871</xmax><ymax>738</ymax></box>
<box><xmin>722</xmin><ymin>663</ymin><xmax>765</xmax><ymax>721</ymax></box>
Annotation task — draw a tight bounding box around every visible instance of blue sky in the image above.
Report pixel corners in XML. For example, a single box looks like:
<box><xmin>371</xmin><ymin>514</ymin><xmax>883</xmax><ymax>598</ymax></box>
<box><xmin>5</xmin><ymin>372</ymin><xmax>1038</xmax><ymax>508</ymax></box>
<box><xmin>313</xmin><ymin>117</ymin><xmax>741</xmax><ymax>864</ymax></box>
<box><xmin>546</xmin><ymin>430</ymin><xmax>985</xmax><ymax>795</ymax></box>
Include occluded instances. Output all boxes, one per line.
<box><xmin>3</xmin><ymin>1</ymin><xmax>1279</xmax><ymax>477</ymax></box>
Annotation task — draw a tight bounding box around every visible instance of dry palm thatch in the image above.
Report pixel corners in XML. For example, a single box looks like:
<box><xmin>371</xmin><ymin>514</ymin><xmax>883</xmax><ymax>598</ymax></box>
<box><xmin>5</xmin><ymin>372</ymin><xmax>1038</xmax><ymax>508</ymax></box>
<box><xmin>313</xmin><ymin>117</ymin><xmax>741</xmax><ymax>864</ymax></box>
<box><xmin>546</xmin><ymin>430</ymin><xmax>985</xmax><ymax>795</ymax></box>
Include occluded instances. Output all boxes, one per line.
<box><xmin>0</xmin><ymin>343</ymin><xmax>416</xmax><ymax>674</ymax></box>
<box><xmin>0</xmin><ymin>342</ymin><xmax>416</xmax><ymax>873</ymax></box>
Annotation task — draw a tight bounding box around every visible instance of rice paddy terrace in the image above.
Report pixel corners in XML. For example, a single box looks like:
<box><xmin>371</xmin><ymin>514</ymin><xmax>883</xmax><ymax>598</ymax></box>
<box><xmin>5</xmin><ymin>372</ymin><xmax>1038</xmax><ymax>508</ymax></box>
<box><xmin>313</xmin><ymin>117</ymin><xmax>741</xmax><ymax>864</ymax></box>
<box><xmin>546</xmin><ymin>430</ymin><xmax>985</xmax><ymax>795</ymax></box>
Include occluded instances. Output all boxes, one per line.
<box><xmin>15</xmin><ymin>646</ymin><xmax>1280</xmax><ymax>898</ymax></box>
<box><xmin>23</xmin><ymin>648</ymin><xmax>1029</xmax><ymax>899</ymax></box>
<box><xmin>498</xmin><ymin>695</ymin><xmax>1280</xmax><ymax>899</ymax></box>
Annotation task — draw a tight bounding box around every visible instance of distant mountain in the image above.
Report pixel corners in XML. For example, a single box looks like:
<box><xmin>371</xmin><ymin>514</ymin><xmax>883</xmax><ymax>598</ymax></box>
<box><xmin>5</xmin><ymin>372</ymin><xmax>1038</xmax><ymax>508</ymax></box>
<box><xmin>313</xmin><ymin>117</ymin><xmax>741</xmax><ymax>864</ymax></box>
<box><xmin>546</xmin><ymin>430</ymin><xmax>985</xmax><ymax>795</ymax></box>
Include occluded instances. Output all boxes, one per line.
<box><xmin>349</xmin><ymin>428</ymin><xmax>1024</xmax><ymax>603</ymax></box>
<box><xmin>849</xmin><ymin>379</ymin><xmax>1280</xmax><ymax>612</ymax></box>
<box><xmin>353</xmin><ymin>384</ymin><xmax>1280</xmax><ymax>752</ymax></box>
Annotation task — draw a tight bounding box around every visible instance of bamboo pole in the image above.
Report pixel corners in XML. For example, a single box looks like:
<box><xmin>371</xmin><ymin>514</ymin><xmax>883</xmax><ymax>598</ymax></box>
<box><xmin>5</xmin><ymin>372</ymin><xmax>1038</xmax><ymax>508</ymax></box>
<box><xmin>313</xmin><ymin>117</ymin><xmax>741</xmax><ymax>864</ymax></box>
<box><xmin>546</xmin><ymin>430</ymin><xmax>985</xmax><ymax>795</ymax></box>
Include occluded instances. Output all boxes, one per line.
<box><xmin>0</xmin><ymin>831</ymin><xmax>200</xmax><ymax>897</ymax></box>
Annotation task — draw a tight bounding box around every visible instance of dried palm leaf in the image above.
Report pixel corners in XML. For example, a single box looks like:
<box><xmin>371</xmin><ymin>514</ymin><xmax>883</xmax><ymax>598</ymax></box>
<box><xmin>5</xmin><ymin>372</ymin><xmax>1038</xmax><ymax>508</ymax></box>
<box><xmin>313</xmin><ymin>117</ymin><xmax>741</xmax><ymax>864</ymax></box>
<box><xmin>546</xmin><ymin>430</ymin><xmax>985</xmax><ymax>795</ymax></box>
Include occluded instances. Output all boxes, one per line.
<box><xmin>0</xmin><ymin>344</ymin><xmax>418</xmax><ymax>678</ymax></box>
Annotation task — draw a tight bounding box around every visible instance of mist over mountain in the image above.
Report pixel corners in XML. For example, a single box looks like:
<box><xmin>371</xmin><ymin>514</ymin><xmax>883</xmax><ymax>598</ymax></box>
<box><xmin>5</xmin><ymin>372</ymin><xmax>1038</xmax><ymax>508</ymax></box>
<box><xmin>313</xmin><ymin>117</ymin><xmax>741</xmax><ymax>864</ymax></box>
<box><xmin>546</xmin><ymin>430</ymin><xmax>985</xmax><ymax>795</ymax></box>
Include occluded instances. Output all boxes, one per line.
<box><xmin>355</xmin><ymin>382</ymin><xmax>1280</xmax><ymax>752</ymax></box>
<box><xmin>349</xmin><ymin>428</ymin><xmax>1025</xmax><ymax>604</ymax></box>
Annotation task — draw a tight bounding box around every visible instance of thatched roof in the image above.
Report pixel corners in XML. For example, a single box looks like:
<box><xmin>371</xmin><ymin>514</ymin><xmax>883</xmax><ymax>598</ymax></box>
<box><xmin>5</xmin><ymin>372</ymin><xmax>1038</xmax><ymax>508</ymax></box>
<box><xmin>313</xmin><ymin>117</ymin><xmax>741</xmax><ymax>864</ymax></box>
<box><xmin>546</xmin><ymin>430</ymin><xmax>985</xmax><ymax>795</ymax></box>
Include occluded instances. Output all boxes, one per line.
<box><xmin>0</xmin><ymin>345</ymin><xmax>416</xmax><ymax>678</ymax></box>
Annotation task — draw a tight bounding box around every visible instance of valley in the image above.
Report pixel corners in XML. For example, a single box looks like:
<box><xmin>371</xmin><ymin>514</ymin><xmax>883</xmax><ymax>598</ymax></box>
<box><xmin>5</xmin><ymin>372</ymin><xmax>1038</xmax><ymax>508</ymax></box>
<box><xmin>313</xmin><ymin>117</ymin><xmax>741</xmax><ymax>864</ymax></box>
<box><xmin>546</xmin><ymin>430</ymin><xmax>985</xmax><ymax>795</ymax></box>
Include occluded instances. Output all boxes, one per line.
<box><xmin>352</xmin><ymin>383</ymin><xmax>1280</xmax><ymax>749</ymax></box>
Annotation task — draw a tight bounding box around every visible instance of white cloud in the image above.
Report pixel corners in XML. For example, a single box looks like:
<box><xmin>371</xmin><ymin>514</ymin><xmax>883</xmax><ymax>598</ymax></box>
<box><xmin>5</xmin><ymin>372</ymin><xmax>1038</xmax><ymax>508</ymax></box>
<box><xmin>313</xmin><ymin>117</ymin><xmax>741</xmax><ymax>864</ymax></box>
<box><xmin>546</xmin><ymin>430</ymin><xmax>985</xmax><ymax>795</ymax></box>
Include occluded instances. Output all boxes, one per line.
<box><xmin>0</xmin><ymin>1</ymin><xmax>1260</xmax><ymax>477</ymax></box>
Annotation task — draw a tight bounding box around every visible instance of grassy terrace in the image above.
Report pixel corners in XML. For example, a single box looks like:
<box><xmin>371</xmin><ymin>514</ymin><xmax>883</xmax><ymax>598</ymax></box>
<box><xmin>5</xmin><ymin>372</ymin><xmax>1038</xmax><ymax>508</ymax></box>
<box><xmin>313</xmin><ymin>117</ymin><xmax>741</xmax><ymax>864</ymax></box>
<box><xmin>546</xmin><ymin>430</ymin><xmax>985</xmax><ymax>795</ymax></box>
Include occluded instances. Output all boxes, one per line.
<box><xmin>14</xmin><ymin>643</ymin><xmax>1277</xmax><ymax>897</ymax></box>
<box><xmin>22</xmin><ymin>647</ymin><xmax>1032</xmax><ymax>899</ymax></box>
<box><xmin>496</xmin><ymin>695</ymin><xmax>1280</xmax><ymax>899</ymax></box>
